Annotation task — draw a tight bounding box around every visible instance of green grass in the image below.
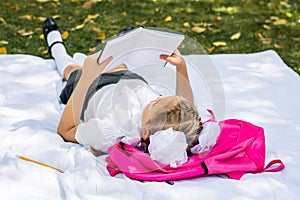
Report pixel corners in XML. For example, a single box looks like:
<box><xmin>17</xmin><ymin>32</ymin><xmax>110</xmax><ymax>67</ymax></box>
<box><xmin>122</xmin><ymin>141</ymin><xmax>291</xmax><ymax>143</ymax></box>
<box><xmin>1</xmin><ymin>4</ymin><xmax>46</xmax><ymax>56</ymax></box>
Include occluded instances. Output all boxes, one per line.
<box><xmin>1</xmin><ymin>0</ymin><xmax>299</xmax><ymax>74</ymax></box>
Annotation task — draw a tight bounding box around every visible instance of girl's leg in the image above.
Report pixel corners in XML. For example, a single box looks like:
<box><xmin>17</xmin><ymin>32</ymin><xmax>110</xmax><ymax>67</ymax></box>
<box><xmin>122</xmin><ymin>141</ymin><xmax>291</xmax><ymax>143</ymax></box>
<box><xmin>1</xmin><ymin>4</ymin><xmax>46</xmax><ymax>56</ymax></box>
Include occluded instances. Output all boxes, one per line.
<box><xmin>63</xmin><ymin>64</ymin><xmax>81</xmax><ymax>81</ymax></box>
<box><xmin>44</xmin><ymin>18</ymin><xmax>79</xmax><ymax>78</ymax></box>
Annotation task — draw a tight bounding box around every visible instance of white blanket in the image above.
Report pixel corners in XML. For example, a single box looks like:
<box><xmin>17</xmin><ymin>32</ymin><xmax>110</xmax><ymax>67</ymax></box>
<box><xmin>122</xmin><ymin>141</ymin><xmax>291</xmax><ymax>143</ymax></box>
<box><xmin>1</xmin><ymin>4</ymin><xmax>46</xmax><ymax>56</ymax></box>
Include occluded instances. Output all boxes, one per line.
<box><xmin>0</xmin><ymin>50</ymin><xmax>299</xmax><ymax>199</ymax></box>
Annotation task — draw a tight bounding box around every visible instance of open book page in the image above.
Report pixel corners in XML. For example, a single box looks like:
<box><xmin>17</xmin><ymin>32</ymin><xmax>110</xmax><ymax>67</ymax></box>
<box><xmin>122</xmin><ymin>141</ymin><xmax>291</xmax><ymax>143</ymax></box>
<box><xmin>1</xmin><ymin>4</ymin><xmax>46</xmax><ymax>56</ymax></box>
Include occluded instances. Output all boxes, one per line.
<box><xmin>98</xmin><ymin>27</ymin><xmax>185</xmax><ymax>72</ymax></box>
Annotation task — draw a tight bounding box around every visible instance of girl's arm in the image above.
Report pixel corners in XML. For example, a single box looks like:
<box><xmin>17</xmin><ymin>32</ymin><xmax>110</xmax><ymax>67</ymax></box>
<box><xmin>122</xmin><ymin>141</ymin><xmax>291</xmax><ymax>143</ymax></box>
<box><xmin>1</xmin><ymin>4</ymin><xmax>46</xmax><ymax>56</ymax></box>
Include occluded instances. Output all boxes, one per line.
<box><xmin>57</xmin><ymin>52</ymin><xmax>112</xmax><ymax>142</ymax></box>
<box><xmin>160</xmin><ymin>49</ymin><xmax>194</xmax><ymax>103</ymax></box>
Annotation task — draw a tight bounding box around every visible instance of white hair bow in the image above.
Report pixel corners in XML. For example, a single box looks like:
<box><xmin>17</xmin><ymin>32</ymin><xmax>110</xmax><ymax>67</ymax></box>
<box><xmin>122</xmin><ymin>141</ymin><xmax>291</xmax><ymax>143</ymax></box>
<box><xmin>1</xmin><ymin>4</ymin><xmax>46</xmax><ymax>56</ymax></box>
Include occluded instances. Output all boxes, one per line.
<box><xmin>148</xmin><ymin>128</ymin><xmax>188</xmax><ymax>168</ymax></box>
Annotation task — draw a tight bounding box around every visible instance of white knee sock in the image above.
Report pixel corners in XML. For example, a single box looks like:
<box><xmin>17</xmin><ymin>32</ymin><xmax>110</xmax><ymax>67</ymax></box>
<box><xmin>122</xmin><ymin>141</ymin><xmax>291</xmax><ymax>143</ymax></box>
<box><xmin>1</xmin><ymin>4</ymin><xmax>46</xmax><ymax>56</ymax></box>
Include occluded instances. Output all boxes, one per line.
<box><xmin>47</xmin><ymin>31</ymin><xmax>75</xmax><ymax>77</ymax></box>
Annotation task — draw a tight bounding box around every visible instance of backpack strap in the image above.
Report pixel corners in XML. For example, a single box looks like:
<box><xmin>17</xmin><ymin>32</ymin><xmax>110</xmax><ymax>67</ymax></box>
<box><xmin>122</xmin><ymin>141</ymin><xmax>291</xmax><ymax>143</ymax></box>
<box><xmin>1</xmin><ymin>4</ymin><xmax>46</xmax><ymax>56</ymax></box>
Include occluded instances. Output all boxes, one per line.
<box><xmin>261</xmin><ymin>159</ymin><xmax>285</xmax><ymax>172</ymax></box>
<box><xmin>204</xmin><ymin>109</ymin><xmax>217</xmax><ymax>124</ymax></box>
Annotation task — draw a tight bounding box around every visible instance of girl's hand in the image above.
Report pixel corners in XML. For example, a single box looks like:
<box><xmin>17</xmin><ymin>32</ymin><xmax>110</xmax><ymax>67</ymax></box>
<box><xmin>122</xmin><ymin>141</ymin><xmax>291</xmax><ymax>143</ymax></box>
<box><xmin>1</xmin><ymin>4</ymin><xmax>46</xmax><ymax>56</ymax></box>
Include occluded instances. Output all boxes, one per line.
<box><xmin>81</xmin><ymin>51</ymin><xmax>113</xmax><ymax>83</ymax></box>
<box><xmin>160</xmin><ymin>49</ymin><xmax>184</xmax><ymax>67</ymax></box>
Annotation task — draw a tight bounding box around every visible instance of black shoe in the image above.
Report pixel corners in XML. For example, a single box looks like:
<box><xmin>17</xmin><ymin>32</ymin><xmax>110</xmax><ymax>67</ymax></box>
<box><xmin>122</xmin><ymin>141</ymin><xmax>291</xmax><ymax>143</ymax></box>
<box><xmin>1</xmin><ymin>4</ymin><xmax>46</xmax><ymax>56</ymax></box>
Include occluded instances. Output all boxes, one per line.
<box><xmin>43</xmin><ymin>18</ymin><xmax>59</xmax><ymax>40</ymax></box>
<box><xmin>43</xmin><ymin>18</ymin><xmax>64</xmax><ymax>57</ymax></box>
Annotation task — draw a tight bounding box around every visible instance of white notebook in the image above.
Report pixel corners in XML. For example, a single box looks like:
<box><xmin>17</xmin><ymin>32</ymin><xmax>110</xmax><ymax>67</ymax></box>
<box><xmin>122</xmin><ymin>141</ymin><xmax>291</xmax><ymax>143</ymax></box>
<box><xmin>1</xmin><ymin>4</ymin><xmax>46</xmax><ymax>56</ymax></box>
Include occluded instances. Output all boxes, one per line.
<box><xmin>98</xmin><ymin>27</ymin><xmax>185</xmax><ymax>71</ymax></box>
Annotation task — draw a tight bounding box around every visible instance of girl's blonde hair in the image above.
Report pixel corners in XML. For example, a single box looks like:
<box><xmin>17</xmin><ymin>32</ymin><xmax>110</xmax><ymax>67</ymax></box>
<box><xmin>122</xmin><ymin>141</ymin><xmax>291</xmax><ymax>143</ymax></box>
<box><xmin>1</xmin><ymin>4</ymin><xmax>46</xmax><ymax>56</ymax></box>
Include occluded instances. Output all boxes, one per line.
<box><xmin>147</xmin><ymin>96</ymin><xmax>203</xmax><ymax>146</ymax></box>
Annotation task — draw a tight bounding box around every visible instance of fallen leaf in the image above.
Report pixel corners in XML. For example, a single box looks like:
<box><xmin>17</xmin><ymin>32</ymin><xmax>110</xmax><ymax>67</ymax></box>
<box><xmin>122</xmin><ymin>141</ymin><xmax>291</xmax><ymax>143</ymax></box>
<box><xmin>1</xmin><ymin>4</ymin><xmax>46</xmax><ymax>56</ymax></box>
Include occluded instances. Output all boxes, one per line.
<box><xmin>261</xmin><ymin>37</ymin><xmax>272</xmax><ymax>44</ymax></box>
<box><xmin>256</xmin><ymin>33</ymin><xmax>272</xmax><ymax>44</ymax></box>
<box><xmin>20</xmin><ymin>15</ymin><xmax>35</xmax><ymax>20</ymax></box>
<box><xmin>39</xmin><ymin>34</ymin><xmax>44</xmax><ymax>40</ymax></box>
<box><xmin>213</xmin><ymin>16</ymin><xmax>222</xmax><ymax>21</ymax></box>
<box><xmin>164</xmin><ymin>16</ymin><xmax>172</xmax><ymax>22</ymax></box>
<box><xmin>74</xmin><ymin>24</ymin><xmax>85</xmax><ymax>30</ymax></box>
<box><xmin>37</xmin><ymin>17</ymin><xmax>47</xmax><ymax>23</ymax></box>
<box><xmin>208</xmin><ymin>46</ymin><xmax>215</xmax><ymax>53</ymax></box>
<box><xmin>183</xmin><ymin>22</ymin><xmax>190</xmax><ymax>27</ymax></box>
<box><xmin>18</xmin><ymin>29</ymin><xmax>34</xmax><ymax>37</ymax></box>
<box><xmin>292</xmin><ymin>38</ymin><xmax>300</xmax><ymax>42</ymax></box>
<box><xmin>230</xmin><ymin>32</ymin><xmax>241</xmax><ymax>40</ymax></box>
<box><xmin>88</xmin><ymin>14</ymin><xmax>99</xmax><ymax>19</ymax></box>
<box><xmin>36</xmin><ymin>0</ymin><xmax>51</xmax><ymax>2</ymax></box>
<box><xmin>0</xmin><ymin>17</ymin><xmax>7</xmax><ymax>26</ymax></box>
<box><xmin>263</xmin><ymin>24</ymin><xmax>271</xmax><ymax>30</ymax></box>
<box><xmin>285</xmin><ymin>12</ymin><xmax>292</xmax><ymax>18</ymax></box>
<box><xmin>264</xmin><ymin>19</ymin><xmax>272</xmax><ymax>24</ymax></box>
<box><xmin>0</xmin><ymin>40</ymin><xmax>8</xmax><ymax>45</ymax></box>
<box><xmin>256</xmin><ymin>33</ymin><xmax>264</xmax><ymax>39</ymax></box>
<box><xmin>213</xmin><ymin>41</ymin><xmax>227</xmax><ymax>47</ymax></box>
<box><xmin>213</xmin><ymin>6</ymin><xmax>238</xmax><ymax>14</ymax></box>
<box><xmin>52</xmin><ymin>15</ymin><xmax>61</xmax><ymax>19</ymax></box>
<box><xmin>0</xmin><ymin>47</ymin><xmax>7</xmax><ymax>54</ymax></box>
<box><xmin>273</xmin><ymin>19</ymin><xmax>287</xmax><ymax>25</ymax></box>
<box><xmin>61</xmin><ymin>31</ymin><xmax>69</xmax><ymax>40</ymax></box>
<box><xmin>138</xmin><ymin>20</ymin><xmax>148</xmax><ymax>26</ymax></box>
<box><xmin>89</xmin><ymin>47</ymin><xmax>97</xmax><ymax>53</ymax></box>
<box><xmin>84</xmin><ymin>18</ymin><xmax>93</xmax><ymax>25</ymax></box>
<box><xmin>270</xmin><ymin>16</ymin><xmax>279</xmax><ymax>21</ymax></box>
<box><xmin>83</xmin><ymin>0</ymin><xmax>98</xmax><ymax>9</ymax></box>
<box><xmin>92</xmin><ymin>26</ymin><xmax>101</xmax><ymax>32</ymax></box>
<box><xmin>192</xmin><ymin>27</ymin><xmax>206</xmax><ymax>34</ymax></box>
<box><xmin>97</xmin><ymin>33</ymin><xmax>106</xmax><ymax>40</ymax></box>
<box><xmin>274</xmin><ymin>44</ymin><xmax>283</xmax><ymax>49</ymax></box>
<box><xmin>42</xmin><ymin>49</ymin><xmax>48</xmax><ymax>54</ymax></box>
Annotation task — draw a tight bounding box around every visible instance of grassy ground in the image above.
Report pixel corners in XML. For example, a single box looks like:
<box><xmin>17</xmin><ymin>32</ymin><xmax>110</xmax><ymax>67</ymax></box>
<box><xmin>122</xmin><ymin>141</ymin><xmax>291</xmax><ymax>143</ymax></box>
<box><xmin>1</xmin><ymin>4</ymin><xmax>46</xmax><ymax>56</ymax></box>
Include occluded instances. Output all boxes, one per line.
<box><xmin>1</xmin><ymin>0</ymin><xmax>299</xmax><ymax>74</ymax></box>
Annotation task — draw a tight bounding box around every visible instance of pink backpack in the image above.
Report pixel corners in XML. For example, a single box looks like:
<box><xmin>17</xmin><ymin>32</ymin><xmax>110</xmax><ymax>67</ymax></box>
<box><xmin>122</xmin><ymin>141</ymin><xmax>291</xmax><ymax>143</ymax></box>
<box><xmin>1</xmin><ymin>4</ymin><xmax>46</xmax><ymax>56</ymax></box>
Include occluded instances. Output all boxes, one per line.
<box><xmin>106</xmin><ymin>110</ymin><xmax>284</xmax><ymax>182</ymax></box>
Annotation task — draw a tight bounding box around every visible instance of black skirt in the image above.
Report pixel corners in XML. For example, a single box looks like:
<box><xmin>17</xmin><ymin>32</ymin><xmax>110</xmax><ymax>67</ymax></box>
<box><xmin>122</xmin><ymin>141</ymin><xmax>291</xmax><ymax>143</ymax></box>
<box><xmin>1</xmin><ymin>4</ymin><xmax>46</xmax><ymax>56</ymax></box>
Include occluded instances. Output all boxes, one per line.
<box><xmin>59</xmin><ymin>69</ymin><xmax>147</xmax><ymax>119</ymax></box>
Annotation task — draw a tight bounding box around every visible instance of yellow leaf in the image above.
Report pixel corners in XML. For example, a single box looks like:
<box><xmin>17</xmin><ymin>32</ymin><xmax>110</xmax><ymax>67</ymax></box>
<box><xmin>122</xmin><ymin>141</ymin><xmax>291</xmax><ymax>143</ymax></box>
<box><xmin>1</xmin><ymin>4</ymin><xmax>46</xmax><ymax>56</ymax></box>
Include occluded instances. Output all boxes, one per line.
<box><xmin>52</xmin><ymin>15</ymin><xmax>61</xmax><ymax>19</ymax></box>
<box><xmin>92</xmin><ymin>26</ymin><xmax>101</xmax><ymax>32</ymax></box>
<box><xmin>183</xmin><ymin>22</ymin><xmax>190</xmax><ymax>27</ymax></box>
<box><xmin>213</xmin><ymin>6</ymin><xmax>238</xmax><ymax>14</ymax></box>
<box><xmin>0</xmin><ymin>47</ymin><xmax>7</xmax><ymax>54</ymax></box>
<box><xmin>270</xmin><ymin>16</ymin><xmax>279</xmax><ymax>21</ymax></box>
<box><xmin>20</xmin><ymin>15</ymin><xmax>35</xmax><ymax>20</ymax></box>
<box><xmin>213</xmin><ymin>41</ymin><xmax>227</xmax><ymax>47</ymax></box>
<box><xmin>263</xmin><ymin>24</ymin><xmax>271</xmax><ymax>30</ymax></box>
<box><xmin>285</xmin><ymin>12</ymin><xmax>292</xmax><ymax>18</ymax></box>
<box><xmin>0</xmin><ymin>40</ymin><xmax>9</xmax><ymax>45</ymax></box>
<box><xmin>192</xmin><ymin>27</ymin><xmax>206</xmax><ymax>34</ymax></box>
<box><xmin>18</xmin><ymin>29</ymin><xmax>34</xmax><ymax>37</ymax></box>
<box><xmin>208</xmin><ymin>46</ymin><xmax>215</xmax><ymax>53</ymax></box>
<box><xmin>164</xmin><ymin>16</ymin><xmax>172</xmax><ymax>22</ymax></box>
<box><xmin>97</xmin><ymin>33</ymin><xmax>106</xmax><ymax>40</ymax></box>
<box><xmin>274</xmin><ymin>44</ymin><xmax>283</xmax><ymax>49</ymax></box>
<box><xmin>71</xmin><ymin>0</ymin><xmax>79</xmax><ymax>2</ymax></box>
<box><xmin>273</xmin><ymin>19</ymin><xmax>287</xmax><ymax>25</ymax></box>
<box><xmin>37</xmin><ymin>17</ymin><xmax>47</xmax><ymax>23</ymax></box>
<box><xmin>88</xmin><ymin>14</ymin><xmax>99</xmax><ymax>19</ymax></box>
<box><xmin>39</xmin><ymin>34</ymin><xmax>45</xmax><ymax>40</ymax></box>
<box><xmin>75</xmin><ymin>24</ymin><xmax>85</xmax><ymax>30</ymax></box>
<box><xmin>0</xmin><ymin>17</ymin><xmax>7</xmax><ymax>26</ymax></box>
<box><xmin>62</xmin><ymin>31</ymin><xmax>69</xmax><ymax>40</ymax></box>
<box><xmin>262</xmin><ymin>38</ymin><xmax>272</xmax><ymax>44</ymax></box>
<box><xmin>89</xmin><ymin>47</ymin><xmax>96</xmax><ymax>53</ymax></box>
<box><xmin>292</xmin><ymin>38</ymin><xmax>300</xmax><ymax>42</ymax></box>
<box><xmin>36</xmin><ymin>0</ymin><xmax>51</xmax><ymax>2</ymax></box>
<box><xmin>139</xmin><ymin>20</ymin><xmax>148</xmax><ymax>26</ymax></box>
<box><xmin>230</xmin><ymin>32</ymin><xmax>241</xmax><ymax>40</ymax></box>
<box><xmin>42</xmin><ymin>49</ymin><xmax>48</xmax><ymax>55</ymax></box>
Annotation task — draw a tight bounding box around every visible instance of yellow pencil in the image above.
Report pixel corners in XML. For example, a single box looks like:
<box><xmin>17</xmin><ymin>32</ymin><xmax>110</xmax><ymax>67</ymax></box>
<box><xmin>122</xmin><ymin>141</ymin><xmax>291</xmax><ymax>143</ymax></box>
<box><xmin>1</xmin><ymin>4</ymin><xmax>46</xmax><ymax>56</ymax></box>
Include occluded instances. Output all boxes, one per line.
<box><xmin>16</xmin><ymin>155</ymin><xmax>63</xmax><ymax>173</ymax></box>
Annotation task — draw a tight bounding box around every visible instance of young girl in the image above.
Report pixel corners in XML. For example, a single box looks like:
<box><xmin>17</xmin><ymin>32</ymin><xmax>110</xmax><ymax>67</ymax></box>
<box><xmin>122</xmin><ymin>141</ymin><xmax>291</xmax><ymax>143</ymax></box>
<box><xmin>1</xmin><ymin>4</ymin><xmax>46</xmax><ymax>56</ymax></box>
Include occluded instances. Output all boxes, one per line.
<box><xmin>43</xmin><ymin>18</ymin><xmax>203</xmax><ymax>158</ymax></box>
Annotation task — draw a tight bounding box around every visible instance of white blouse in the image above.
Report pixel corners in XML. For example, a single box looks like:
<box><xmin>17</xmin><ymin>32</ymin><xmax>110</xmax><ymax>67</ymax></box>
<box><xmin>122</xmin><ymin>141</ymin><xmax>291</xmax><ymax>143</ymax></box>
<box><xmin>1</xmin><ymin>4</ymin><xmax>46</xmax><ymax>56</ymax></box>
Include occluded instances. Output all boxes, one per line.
<box><xmin>75</xmin><ymin>79</ymin><xmax>159</xmax><ymax>153</ymax></box>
